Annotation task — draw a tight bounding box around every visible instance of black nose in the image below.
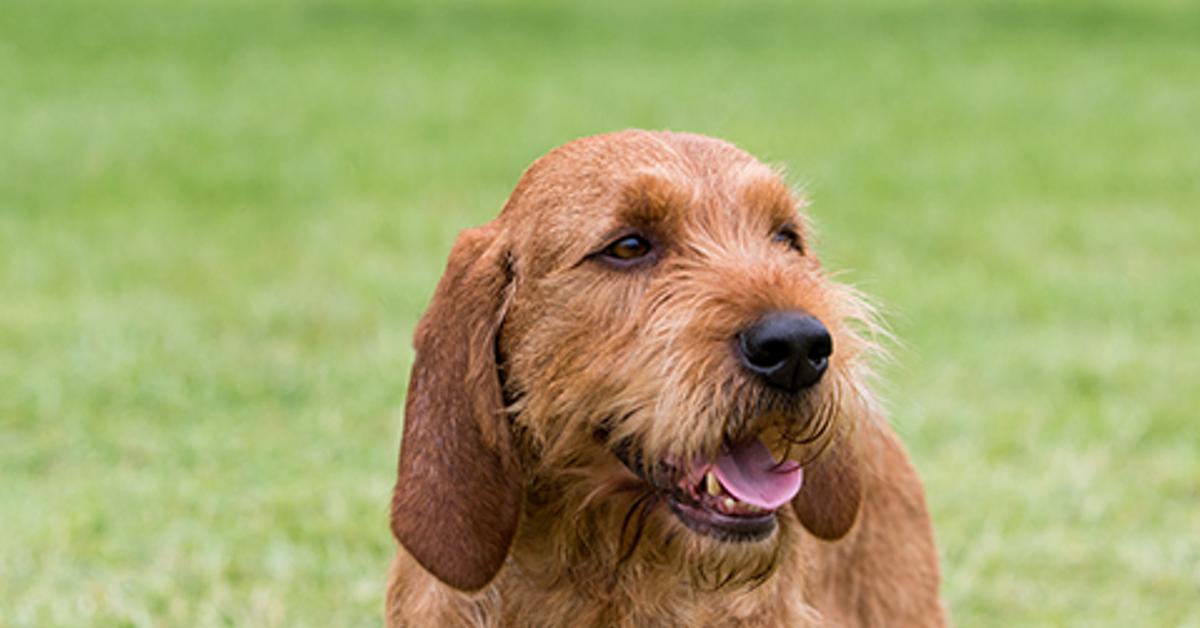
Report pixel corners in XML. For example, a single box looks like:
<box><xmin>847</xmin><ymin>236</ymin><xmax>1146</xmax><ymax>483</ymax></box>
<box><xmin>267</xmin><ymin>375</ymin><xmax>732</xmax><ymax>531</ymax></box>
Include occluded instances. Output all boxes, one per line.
<box><xmin>737</xmin><ymin>312</ymin><xmax>832</xmax><ymax>392</ymax></box>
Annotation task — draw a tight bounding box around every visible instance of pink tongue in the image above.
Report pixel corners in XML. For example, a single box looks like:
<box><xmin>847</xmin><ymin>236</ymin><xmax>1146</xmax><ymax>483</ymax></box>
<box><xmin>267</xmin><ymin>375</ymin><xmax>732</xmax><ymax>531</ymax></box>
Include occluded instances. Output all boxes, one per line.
<box><xmin>712</xmin><ymin>439</ymin><xmax>803</xmax><ymax>510</ymax></box>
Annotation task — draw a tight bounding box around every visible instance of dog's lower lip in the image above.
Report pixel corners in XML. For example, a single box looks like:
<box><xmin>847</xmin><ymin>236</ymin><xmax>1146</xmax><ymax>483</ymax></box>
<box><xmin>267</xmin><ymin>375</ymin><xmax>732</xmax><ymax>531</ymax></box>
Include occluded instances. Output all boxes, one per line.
<box><xmin>667</xmin><ymin>495</ymin><xmax>777</xmax><ymax>541</ymax></box>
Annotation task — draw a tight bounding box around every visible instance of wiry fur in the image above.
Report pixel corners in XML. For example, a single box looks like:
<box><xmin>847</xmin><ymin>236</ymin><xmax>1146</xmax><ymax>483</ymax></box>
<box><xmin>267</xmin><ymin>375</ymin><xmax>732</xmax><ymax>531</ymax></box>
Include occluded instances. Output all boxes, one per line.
<box><xmin>387</xmin><ymin>130</ymin><xmax>945</xmax><ymax>627</ymax></box>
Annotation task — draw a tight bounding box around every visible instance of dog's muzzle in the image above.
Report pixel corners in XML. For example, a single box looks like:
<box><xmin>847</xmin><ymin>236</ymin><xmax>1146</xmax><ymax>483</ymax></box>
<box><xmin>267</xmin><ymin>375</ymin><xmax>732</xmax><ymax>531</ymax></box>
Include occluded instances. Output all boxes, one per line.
<box><xmin>608</xmin><ymin>433</ymin><xmax>804</xmax><ymax>542</ymax></box>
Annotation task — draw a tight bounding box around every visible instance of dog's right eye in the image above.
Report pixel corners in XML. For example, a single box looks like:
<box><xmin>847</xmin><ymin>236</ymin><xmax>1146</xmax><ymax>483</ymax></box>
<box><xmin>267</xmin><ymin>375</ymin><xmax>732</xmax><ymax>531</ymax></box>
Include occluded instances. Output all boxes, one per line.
<box><xmin>772</xmin><ymin>226</ymin><xmax>805</xmax><ymax>254</ymax></box>
<box><xmin>601</xmin><ymin>235</ymin><xmax>653</xmax><ymax>263</ymax></box>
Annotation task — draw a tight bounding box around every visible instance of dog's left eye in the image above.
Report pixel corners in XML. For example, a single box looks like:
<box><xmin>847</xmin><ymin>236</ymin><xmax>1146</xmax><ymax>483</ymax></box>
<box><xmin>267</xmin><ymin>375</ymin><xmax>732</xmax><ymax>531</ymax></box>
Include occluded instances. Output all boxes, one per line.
<box><xmin>773</xmin><ymin>227</ymin><xmax>804</xmax><ymax>254</ymax></box>
<box><xmin>602</xmin><ymin>235</ymin><xmax>653</xmax><ymax>262</ymax></box>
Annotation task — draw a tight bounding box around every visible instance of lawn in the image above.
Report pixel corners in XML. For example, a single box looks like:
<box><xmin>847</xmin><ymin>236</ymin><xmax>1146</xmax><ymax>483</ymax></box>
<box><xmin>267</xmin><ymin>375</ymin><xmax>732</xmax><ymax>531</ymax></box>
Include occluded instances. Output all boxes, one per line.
<box><xmin>2</xmin><ymin>0</ymin><xmax>1197</xmax><ymax>625</ymax></box>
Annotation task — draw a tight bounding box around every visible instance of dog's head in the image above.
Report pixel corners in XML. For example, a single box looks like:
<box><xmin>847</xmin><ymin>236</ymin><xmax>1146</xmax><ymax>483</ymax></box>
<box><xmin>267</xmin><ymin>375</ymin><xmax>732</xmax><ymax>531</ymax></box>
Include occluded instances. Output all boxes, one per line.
<box><xmin>392</xmin><ymin>130</ymin><xmax>880</xmax><ymax>591</ymax></box>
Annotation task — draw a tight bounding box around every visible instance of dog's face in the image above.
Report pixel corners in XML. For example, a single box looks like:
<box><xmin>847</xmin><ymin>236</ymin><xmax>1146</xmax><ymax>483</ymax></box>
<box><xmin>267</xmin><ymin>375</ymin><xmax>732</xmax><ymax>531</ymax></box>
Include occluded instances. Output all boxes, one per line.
<box><xmin>392</xmin><ymin>131</ymin><xmax>876</xmax><ymax>592</ymax></box>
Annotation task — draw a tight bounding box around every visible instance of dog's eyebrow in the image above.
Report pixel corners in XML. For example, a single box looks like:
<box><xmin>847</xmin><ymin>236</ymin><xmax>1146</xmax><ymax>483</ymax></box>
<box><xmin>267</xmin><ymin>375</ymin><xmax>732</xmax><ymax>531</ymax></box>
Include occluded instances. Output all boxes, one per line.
<box><xmin>739</xmin><ymin>174</ymin><xmax>801</xmax><ymax>225</ymax></box>
<box><xmin>616</xmin><ymin>173</ymin><xmax>693</xmax><ymax>228</ymax></box>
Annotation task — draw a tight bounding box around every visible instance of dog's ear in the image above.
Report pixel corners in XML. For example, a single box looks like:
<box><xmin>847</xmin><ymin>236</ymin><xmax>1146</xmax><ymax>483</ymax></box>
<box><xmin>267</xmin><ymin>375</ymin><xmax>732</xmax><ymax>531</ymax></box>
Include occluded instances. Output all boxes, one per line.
<box><xmin>793</xmin><ymin>432</ymin><xmax>863</xmax><ymax>541</ymax></box>
<box><xmin>391</xmin><ymin>224</ymin><xmax>521</xmax><ymax>591</ymax></box>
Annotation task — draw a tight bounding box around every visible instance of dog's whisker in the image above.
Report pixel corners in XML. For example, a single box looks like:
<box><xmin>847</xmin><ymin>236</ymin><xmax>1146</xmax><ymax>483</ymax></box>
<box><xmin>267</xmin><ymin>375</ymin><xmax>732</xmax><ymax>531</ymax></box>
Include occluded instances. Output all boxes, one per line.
<box><xmin>617</xmin><ymin>491</ymin><xmax>659</xmax><ymax>566</ymax></box>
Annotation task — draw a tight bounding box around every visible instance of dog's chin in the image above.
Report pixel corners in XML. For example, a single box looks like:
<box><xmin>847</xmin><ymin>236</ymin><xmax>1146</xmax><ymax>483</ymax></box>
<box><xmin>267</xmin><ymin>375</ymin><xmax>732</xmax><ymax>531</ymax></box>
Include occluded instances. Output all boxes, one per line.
<box><xmin>660</xmin><ymin>498</ymin><xmax>786</xmax><ymax>591</ymax></box>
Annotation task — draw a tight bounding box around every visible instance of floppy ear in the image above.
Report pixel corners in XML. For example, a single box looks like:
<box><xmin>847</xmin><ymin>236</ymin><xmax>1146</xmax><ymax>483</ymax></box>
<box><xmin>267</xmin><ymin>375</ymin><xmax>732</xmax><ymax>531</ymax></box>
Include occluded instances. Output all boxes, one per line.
<box><xmin>390</xmin><ymin>225</ymin><xmax>521</xmax><ymax>591</ymax></box>
<box><xmin>793</xmin><ymin>432</ymin><xmax>863</xmax><ymax>541</ymax></box>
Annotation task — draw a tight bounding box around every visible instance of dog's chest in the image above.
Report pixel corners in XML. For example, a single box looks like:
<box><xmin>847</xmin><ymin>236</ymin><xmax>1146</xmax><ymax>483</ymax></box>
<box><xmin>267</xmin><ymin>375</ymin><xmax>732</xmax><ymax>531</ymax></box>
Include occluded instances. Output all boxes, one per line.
<box><xmin>484</xmin><ymin>569</ymin><xmax>818</xmax><ymax>628</ymax></box>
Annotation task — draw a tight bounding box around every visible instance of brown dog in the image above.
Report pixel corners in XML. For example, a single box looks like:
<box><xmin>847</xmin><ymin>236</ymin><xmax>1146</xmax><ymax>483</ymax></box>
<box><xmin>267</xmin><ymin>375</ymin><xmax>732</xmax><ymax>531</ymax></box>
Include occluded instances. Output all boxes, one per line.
<box><xmin>386</xmin><ymin>130</ymin><xmax>944</xmax><ymax>627</ymax></box>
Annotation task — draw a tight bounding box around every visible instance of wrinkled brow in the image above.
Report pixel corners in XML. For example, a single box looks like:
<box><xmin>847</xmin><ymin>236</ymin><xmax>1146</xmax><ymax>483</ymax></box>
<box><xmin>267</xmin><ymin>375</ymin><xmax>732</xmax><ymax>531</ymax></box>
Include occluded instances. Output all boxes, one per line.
<box><xmin>615</xmin><ymin>173</ymin><xmax>695</xmax><ymax>229</ymax></box>
<box><xmin>739</xmin><ymin>174</ymin><xmax>802</xmax><ymax>227</ymax></box>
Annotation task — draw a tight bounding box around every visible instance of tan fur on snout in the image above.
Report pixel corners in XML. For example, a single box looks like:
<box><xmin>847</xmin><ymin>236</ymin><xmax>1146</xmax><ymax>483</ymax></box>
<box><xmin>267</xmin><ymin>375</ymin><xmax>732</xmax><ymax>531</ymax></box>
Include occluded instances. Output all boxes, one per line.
<box><xmin>387</xmin><ymin>130</ymin><xmax>945</xmax><ymax>627</ymax></box>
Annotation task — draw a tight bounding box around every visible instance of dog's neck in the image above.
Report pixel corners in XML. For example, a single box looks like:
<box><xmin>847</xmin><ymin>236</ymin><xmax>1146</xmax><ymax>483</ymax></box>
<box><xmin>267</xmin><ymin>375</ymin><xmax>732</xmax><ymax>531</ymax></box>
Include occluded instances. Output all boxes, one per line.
<box><xmin>470</xmin><ymin>480</ymin><xmax>818</xmax><ymax>627</ymax></box>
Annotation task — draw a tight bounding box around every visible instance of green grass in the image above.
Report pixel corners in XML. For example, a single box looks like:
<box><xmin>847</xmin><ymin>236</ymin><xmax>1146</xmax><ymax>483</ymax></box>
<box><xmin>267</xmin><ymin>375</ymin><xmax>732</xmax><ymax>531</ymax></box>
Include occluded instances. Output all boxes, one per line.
<box><xmin>2</xmin><ymin>0</ymin><xmax>1197</xmax><ymax>625</ymax></box>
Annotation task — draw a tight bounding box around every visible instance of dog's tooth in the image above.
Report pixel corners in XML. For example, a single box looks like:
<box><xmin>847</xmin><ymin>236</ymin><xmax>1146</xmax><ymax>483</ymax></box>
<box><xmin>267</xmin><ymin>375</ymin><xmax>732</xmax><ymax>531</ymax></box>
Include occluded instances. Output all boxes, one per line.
<box><xmin>723</xmin><ymin>497</ymin><xmax>736</xmax><ymax>510</ymax></box>
<box><xmin>705</xmin><ymin>472</ymin><xmax>721</xmax><ymax>496</ymax></box>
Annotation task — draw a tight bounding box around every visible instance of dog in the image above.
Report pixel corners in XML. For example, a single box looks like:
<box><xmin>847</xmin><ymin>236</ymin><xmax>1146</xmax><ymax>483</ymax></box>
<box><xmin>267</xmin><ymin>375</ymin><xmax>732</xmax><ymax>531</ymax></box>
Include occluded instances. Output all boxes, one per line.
<box><xmin>386</xmin><ymin>130</ymin><xmax>944</xmax><ymax>626</ymax></box>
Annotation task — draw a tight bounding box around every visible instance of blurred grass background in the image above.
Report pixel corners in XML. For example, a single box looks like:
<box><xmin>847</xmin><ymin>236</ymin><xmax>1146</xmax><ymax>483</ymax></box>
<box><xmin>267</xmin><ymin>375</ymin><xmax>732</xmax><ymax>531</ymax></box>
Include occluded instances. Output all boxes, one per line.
<box><xmin>2</xmin><ymin>0</ymin><xmax>1198</xmax><ymax>625</ymax></box>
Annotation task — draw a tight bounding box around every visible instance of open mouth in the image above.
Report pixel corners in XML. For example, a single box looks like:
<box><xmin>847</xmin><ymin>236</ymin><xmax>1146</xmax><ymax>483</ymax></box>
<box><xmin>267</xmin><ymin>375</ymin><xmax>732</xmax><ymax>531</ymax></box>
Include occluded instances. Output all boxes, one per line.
<box><xmin>613</xmin><ymin>437</ymin><xmax>804</xmax><ymax>542</ymax></box>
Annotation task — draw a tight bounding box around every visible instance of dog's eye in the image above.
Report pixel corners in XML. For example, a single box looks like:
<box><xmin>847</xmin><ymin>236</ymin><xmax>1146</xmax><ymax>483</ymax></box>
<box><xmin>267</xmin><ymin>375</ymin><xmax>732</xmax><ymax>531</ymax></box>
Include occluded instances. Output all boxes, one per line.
<box><xmin>603</xmin><ymin>235</ymin><xmax>653</xmax><ymax>262</ymax></box>
<box><xmin>773</xmin><ymin>227</ymin><xmax>804</xmax><ymax>254</ymax></box>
